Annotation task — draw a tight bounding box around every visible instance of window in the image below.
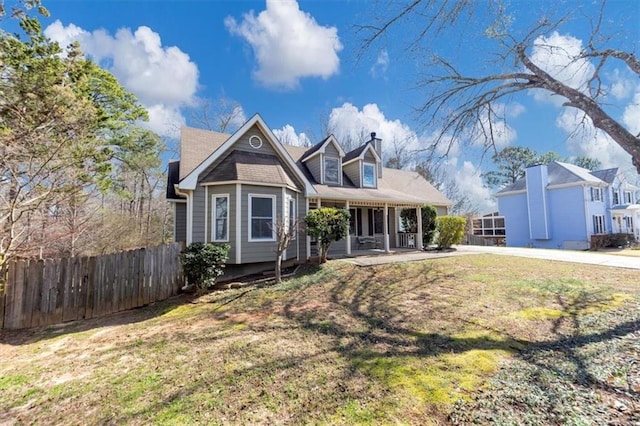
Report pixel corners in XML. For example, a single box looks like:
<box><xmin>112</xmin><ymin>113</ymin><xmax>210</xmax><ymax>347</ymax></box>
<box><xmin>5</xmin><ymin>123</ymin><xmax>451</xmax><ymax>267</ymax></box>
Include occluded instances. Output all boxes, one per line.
<box><xmin>287</xmin><ymin>195</ymin><xmax>296</xmax><ymax>240</ymax></box>
<box><xmin>363</xmin><ymin>163</ymin><xmax>376</xmax><ymax>187</ymax></box>
<box><xmin>625</xmin><ymin>216</ymin><xmax>634</xmax><ymax>232</ymax></box>
<box><xmin>613</xmin><ymin>190</ymin><xmax>620</xmax><ymax>205</ymax></box>
<box><xmin>624</xmin><ymin>191</ymin><xmax>633</xmax><ymax>204</ymax></box>
<box><xmin>592</xmin><ymin>215</ymin><xmax>605</xmax><ymax>234</ymax></box>
<box><xmin>324</xmin><ymin>157</ymin><xmax>340</xmax><ymax>184</ymax></box>
<box><xmin>212</xmin><ymin>195</ymin><xmax>229</xmax><ymax>241</ymax></box>
<box><xmin>590</xmin><ymin>187</ymin><xmax>602</xmax><ymax>202</ymax></box>
<box><xmin>368</xmin><ymin>209</ymin><xmax>384</xmax><ymax>234</ymax></box>
<box><xmin>249</xmin><ymin>195</ymin><xmax>275</xmax><ymax>241</ymax></box>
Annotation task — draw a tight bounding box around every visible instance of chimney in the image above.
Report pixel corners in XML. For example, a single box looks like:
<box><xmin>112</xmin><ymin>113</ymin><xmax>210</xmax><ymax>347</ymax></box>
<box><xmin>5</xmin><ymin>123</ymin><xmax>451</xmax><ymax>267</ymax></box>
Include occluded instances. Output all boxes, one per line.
<box><xmin>370</xmin><ymin>132</ymin><xmax>382</xmax><ymax>178</ymax></box>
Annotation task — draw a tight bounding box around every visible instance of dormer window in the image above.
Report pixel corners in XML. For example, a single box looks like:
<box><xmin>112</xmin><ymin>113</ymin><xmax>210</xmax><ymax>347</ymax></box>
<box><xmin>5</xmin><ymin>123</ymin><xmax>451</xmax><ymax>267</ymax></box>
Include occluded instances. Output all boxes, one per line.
<box><xmin>363</xmin><ymin>162</ymin><xmax>376</xmax><ymax>187</ymax></box>
<box><xmin>613</xmin><ymin>190</ymin><xmax>620</xmax><ymax>205</ymax></box>
<box><xmin>324</xmin><ymin>157</ymin><xmax>340</xmax><ymax>184</ymax></box>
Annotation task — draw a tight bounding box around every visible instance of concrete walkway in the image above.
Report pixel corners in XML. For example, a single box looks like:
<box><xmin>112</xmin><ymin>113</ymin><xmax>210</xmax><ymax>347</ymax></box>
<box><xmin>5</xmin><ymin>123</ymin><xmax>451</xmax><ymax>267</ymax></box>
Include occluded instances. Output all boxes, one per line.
<box><xmin>342</xmin><ymin>245</ymin><xmax>640</xmax><ymax>270</ymax></box>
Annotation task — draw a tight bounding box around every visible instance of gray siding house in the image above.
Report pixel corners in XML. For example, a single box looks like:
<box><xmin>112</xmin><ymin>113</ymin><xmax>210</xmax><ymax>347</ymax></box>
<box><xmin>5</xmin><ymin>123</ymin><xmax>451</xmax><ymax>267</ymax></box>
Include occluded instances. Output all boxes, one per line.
<box><xmin>167</xmin><ymin>114</ymin><xmax>451</xmax><ymax>276</ymax></box>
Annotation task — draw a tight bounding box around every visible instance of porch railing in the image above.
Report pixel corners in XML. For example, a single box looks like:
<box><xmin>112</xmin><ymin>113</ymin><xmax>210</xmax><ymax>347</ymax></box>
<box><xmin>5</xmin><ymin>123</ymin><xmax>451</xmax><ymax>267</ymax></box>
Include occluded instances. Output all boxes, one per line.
<box><xmin>397</xmin><ymin>233</ymin><xmax>418</xmax><ymax>248</ymax></box>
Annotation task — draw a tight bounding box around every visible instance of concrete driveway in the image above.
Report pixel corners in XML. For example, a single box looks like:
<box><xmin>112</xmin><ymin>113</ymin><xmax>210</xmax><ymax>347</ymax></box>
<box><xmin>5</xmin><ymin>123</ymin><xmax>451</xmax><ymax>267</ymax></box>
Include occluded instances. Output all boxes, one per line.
<box><xmin>342</xmin><ymin>245</ymin><xmax>640</xmax><ymax>270</ymax></box>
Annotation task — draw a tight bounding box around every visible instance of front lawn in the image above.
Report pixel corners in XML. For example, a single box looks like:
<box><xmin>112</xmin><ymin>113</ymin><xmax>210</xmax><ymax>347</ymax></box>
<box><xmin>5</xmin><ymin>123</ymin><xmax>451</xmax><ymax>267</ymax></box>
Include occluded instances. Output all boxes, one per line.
<box><xmin>1</xmin><ymin>254</ymin><xmax>638</xmax><ymax>424</ymax></box>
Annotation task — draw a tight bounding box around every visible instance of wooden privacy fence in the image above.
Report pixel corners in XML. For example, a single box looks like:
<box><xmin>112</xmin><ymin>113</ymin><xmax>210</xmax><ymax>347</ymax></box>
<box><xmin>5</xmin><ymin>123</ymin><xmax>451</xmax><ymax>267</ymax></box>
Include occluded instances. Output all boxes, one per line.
<box><xmin>0</xmin><ymin>242</ymin><xmax>185</xmax><ymax>330</ymax></box>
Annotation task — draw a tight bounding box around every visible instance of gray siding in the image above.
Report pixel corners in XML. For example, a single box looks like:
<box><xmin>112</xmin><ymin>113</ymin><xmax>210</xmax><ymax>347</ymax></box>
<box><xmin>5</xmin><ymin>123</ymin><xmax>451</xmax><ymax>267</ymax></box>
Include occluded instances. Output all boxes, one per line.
<box><xmin>174</xmin><ymin>202</ymin><xmax>187</xmax><ymax>242</ymax></box>
<box><xmin>435</xmin><ymin>206</ymin><xmax>448</xmax><ymax>216</ymax></box>
<box><xmin>325</xmin><ymin>143</ymin><xmax>340</xmax><ymax>158</ymax></box>
<box><xmin>363</xmin><ymin>150</ymin><xmax>376</xmax><ymax>163</ymax></box>
<box><xmin>343</xmin><ymin>161</ymin><xmax>361</xmax><ymax>188</ymax></box>
<box><xmin>241</xmin><ymin>185</ymin><xmax>282</xmax><ymax>263</ymax></box>
<box><xmin>192</xmin><ymin>186</ymin><xmax>206</xmax><ymax>243</ymax></box>
<box><xmin>235</xmin><ymin>124</ymin><xmax>278</xmax><ymax>155</ymax></box>
<box><xmin>306</xmin><ymin>155</ymin><xmax>322</xmax><ymax>183</ymax></box>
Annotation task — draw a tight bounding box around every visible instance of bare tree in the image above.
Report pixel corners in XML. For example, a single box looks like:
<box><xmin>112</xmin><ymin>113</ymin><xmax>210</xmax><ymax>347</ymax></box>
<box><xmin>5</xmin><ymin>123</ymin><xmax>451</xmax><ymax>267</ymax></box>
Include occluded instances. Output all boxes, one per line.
<box><xmin>360</xmin><ymin>0</ymin><xmax>640</xmax><ymax>172</ymax></box>
<box><xmin>269</xmin><ymin>217</ymin><xmax>302</xmax><ymax>283</ymax></box>
<box><xmin>191</xmin><ymin>96</ymin><xmax>246</xmax><ymax>133</ymax></box>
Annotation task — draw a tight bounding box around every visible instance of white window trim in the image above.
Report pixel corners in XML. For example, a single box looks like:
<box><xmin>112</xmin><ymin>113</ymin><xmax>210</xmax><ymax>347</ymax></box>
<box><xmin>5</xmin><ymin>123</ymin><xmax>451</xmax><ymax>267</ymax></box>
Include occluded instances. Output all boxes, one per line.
<box><xmin>590</xmin><ymin>187</ymin><xmax>603</xmax><ymax>202</ymax></box>
<box><xmin>211</xmin><ymin>194</ymin><xmax>230</xmax><ymax>242</ymax></box>
<box><xmin>248</xmin><ymin>193</ymin><xmax>276</xmax><ymax>242</ymax></box>
<box><xmin>362</xmin><ymin>162</ymin><xmax>377</xmax><ymax>188</ymax></box>
<box><xmin>613</xmin><ymin>190</ymin><xmax>620</xmax><ymax>205</ymax></box>
<box><xmin>286</xmin><ymin>194</ymin><xmax>297</xmax><ymax>240</ymax></box>
<box><xmin>624</xmin><ymin>191</ymin><xmax>633</xmax><ymax>204</ymax></box>
<box><xmin>592</xmin><ymin>214</ymin><xmax>605</xmax><ymax>234</ymax></box>
<box><xmin>324</xmin><ymin>156</ymin><xmax>341</xmax><ymax>185</ymax></box>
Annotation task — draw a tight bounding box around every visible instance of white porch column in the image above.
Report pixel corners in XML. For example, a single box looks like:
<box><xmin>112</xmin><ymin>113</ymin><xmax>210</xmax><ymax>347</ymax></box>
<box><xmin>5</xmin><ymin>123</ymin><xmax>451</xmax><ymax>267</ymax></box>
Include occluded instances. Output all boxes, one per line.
<box><xmin>383</xmin><ymin>203</ymin><xmax>390</xmax><ymax>252</ymax></box>
<box><xmin>345</xmin><ymin>200</ymin><xmax>351</xmax><ymax>255</ymax></box>
<box><xmin>306</xmin><ymin>198</ymin><xmax>311</xmax><ymax>260</ymax></box>
<box><xmin>416</xmin><ymin>205</ymin><xmax>423</xmax><ymax>250</ymax></box>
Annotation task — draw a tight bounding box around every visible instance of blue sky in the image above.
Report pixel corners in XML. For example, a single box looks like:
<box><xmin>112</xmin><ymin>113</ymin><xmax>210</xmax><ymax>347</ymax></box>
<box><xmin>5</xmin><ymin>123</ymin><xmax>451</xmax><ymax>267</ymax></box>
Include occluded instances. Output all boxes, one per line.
<box><xmin>25</xmin><ymin>0</ymin><xmax>640</xmax><ymax>211</ymax></box>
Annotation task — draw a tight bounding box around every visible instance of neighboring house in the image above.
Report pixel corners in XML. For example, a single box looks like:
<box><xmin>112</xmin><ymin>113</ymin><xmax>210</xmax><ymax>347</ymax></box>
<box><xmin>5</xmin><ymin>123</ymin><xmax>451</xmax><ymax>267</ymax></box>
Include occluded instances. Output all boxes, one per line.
<box><xmin>166</xmin><ymin>114</ymin><xmax>451</xmax><ymax>276</ymax></box>
<box><xmin>496</xmin><ymin>161</ymin><xmax>640</xmax><ymax>249</ymax></box>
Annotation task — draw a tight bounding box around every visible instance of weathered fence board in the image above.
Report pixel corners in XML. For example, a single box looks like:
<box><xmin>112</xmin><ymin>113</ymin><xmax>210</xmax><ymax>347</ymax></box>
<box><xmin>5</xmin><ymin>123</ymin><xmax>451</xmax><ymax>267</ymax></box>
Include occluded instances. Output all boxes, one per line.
<box><xmin>1</xmin><ymin>242</ymin><xmax>184</xmax><ymax>330</ymax></box>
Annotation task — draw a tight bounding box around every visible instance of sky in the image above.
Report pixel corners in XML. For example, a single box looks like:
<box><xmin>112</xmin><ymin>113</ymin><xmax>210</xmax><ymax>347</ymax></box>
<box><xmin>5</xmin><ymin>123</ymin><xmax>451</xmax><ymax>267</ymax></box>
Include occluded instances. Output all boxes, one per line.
<box><xmin>12</xmin><ymin>0</ymin><xmax>640</xmax><ymax>212</ymax></box>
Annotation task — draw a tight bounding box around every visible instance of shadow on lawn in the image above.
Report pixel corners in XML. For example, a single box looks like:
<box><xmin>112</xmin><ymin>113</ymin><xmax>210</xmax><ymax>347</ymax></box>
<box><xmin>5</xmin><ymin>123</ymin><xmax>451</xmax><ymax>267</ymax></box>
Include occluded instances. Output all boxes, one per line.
<box><xmin>0</xmin><ymin>294</ymin><xmax>192</xmax><ymax>346</ymax></box>
<box><xmin>280</xmin><ymin>263</ymin><xmax>640</xmax><ymax>416</ymax></box>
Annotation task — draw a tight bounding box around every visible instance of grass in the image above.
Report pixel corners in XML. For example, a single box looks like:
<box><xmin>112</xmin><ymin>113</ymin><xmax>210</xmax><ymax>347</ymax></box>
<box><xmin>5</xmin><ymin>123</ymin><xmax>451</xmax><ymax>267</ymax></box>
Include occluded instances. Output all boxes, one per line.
<box><xmin>0</xmin><ymin>254</ymin><xmax>638</xmax><ymax>425</ymax></box>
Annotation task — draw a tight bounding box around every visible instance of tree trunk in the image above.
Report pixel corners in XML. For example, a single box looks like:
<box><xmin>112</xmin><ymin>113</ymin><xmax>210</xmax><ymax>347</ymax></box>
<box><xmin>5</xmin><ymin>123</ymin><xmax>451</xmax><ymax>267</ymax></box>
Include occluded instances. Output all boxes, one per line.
<box><xmin>275</xmin><ymin>253</ymin><xmax>282</xmax><ymax>283</ymax></box>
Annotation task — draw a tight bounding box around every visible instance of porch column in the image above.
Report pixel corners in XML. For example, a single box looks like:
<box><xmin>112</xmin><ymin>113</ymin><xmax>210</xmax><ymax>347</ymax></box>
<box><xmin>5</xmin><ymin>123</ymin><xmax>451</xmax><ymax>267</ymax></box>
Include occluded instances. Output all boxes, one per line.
<box><xmin>306</xmin><ymin>198</ymin><xmax>311</xmax><ymax>260</ymax></box>
<box><xmin>416</xmin><ymin>205</ymin><xmax>423</xmax><ymax>250</ymax></box>
<box><xmin>345</xmin><ymin>201</ymin><xmax>351</xmax><ymax>255</ymax></box>
<box><xmin>383</xmin><ymin>203</ymin><xmax>390</xmax><ymax>253</ymax></box>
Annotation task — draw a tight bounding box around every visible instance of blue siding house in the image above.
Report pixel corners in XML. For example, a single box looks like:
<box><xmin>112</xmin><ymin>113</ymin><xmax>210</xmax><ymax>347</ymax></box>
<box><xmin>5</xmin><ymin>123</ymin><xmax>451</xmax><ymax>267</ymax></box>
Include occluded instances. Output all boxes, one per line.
<box><xmin>496</xmin><ymin>162</ymin><xmax>639</xmax><ymax>249</ymax></box>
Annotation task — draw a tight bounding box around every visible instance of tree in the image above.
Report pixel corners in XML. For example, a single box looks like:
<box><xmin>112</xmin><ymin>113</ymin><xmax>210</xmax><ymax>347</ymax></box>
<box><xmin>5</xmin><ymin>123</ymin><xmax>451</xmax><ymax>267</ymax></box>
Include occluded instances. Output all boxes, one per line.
<box><xmin>269</xmin><ymin>217</ymin><xmax>302</xmax><ymax>283</ymax></box>
<box><xmin>0</xmin><ymin>16</ymin><xmax>150</xmax><ymax>276</ymax></box>
<box><xmin>305</xmin><ymin>208</ymin><xmax>350</xmax><ymax>264</ymax></box>
<box><xmin>361</xmin><ymin>1</ymin><xmax>640</xmax><ymax>173</ymax></box>
<box><xmin>483</xmin><ymin>146</ymin><xmax>538</xmax><ymax>187</ymax></box>
<box><xmin>190</xmin><ymin>95</ymin><xmax>245</xmax><ymax>133</ymax></box>
<box><xmin>573</xmin><ymin>156</ymin><xmax>602</xmax><ymax>171</ymax></box>
<box><xmin>400</xmin><ymin>204</ymin><xmax>438</xmax><ymax>247</ymax></box>
<box><xmin>483</xmin><ymin>146</ymin><xmax>603</xmax><ymax>188</ymax></box>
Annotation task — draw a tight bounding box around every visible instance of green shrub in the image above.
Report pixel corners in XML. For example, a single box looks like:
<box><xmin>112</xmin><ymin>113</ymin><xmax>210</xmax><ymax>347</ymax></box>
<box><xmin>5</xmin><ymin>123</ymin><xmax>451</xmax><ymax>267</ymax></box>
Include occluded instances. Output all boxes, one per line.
<box><xmin>180</xmin><ymin>242</ymin><xmax>229</xmax><ymax>292</ymax></box>
<box><xmin>435</xmin><ymin>216</ymin><xmax>466</xmax><ymax>249</ymax></box>
<box><xmin>400</xmin><ymin>204</ymin><xmax>438</xmax><ymax>247</ymax></box>
<box><xmin>305</xmin><ymin>208</ymin><xmax>350</xmax><ymax>263</ymax></box>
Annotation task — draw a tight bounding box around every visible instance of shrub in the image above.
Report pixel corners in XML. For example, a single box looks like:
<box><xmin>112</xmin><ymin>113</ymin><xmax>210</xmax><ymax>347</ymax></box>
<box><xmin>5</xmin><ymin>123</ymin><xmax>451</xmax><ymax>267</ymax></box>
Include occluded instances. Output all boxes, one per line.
<box><xmin>180</xmin><ymin>242</ymin><xmax>229</xmax><ymax>292</ymax></box>
<box><xmin>305</xmin><ymin>207</ymin><xmax>350</xmax><ymax>263</ymax></box>
<box><xmin>590</xmin><ymin>233</ymin><xmax>634</xmax><ymax>250</ymax></box>
<box><xmin>400</xmin><ymin>204</ymin><xmax>438</xmax><ymax>247</ymax></box>
<box><xmin>435</xmin><ymin>216</ymin><xmax>466</xmax><ymax>249</ymax></box>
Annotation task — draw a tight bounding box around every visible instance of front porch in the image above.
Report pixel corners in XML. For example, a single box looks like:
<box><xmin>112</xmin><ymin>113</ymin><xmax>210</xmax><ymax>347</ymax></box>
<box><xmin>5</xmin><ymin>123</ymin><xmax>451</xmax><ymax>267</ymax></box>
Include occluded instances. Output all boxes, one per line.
<box><xmin>306</xmin><ymin>197</ymin><xmax>425</xmax><ymax>258</ymax></box>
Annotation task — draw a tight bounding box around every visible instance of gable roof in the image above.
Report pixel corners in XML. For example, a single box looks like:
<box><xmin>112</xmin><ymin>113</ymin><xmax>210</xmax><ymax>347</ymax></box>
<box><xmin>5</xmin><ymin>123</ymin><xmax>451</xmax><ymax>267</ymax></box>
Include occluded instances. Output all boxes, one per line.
<box><xmin>178</xmin><ymin>114</ymin><xmax>316</xmax><ymax>194</ymax></box>
<box><xmin>201</xmin><ymin>150</ymin><xmax>298</xmax><ymax>188</ymax></box>
<box><xmin>342</xmin><ymin>142</ymin><xmax>381</xmax><ymax>165</ymax></box>
<box><xmin>590</xmin><ymin>167</ymin><xmax>618</xmax><ymax>184</ymax></box>
<box><xmin>300</xmin><ymin>135</ymin><xmax>345</xmax><ymax>162</ymax></box>
<box><xmin>497</xmin><ymin>161</ymin><xmax>608</xmax><ymax>195</ymax></box>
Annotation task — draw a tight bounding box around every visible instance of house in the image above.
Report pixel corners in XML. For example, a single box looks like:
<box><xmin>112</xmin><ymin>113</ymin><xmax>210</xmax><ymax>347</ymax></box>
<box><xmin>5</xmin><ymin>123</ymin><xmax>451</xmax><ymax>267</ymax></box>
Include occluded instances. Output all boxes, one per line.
<box><xmin>166</xmin><ymin>114</ymin><xmax>451</xmax><ymax>277</ymax></box>
<box><xmin>496</xmin><ymin>161</ymin><xmax>640</xmax><ymax>249</ymax></box>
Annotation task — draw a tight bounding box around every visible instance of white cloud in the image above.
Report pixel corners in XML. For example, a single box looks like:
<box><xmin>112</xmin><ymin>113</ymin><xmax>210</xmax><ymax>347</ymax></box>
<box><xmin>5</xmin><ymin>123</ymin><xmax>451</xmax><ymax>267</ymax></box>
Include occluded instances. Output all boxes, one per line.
<box><xmin>45</xmin><ymin>20</ymin><xmax>199</xmax><ymax>138</ymax></box>
<box><xmin>530</xmin><ymin>31</ymin><xmax>594</xmax><ymax>105</ymax></box>
<box><xmin>370</xmin><ymin>50</ymin><xmax>389</xmax><ymax>78</ymax></box>
<box><xmin>557</xmin><ymin>108</ymin><xmax>633</xmax><ymax>170</ymax></box>
<box><xmin>609</xmin><ymin>69</ymin><xmax>636</xmax><ymax>100</ymax></box>
<box><xmin>225</xmin><ymin>0</ymin><xmax>342</xmax><ymax>89</ymax></box>
<box><xmin>273</xmin><ymin>124</ymin><xmax>312</xmax><ymax>147</ymax></box>
<box><xmin>469</xmin><ymin>103</ymin><xmax>521</xmax><ymax>149</ymax></box>
<box><xmin>622</xmin><ymin>91</ymin><xmax>640</xmax><ymax>136</ymax></box>
<box><xmin>453</xmin><ymin>160</ymin><xmax>496</xmax><ymax>214</ymax></box>
<box><xmin>328</xmin><ymin>103</ymin><xmax>422</xmax><ymax>158</ymax></box>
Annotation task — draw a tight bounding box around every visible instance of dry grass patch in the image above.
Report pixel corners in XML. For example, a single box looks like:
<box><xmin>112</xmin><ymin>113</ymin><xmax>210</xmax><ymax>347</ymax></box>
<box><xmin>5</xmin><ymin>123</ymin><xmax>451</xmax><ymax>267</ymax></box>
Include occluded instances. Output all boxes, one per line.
<box><xmin>0</xmin><ymin>254</ymin><xmax>638</xmax><ymax>425</ymax></box>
